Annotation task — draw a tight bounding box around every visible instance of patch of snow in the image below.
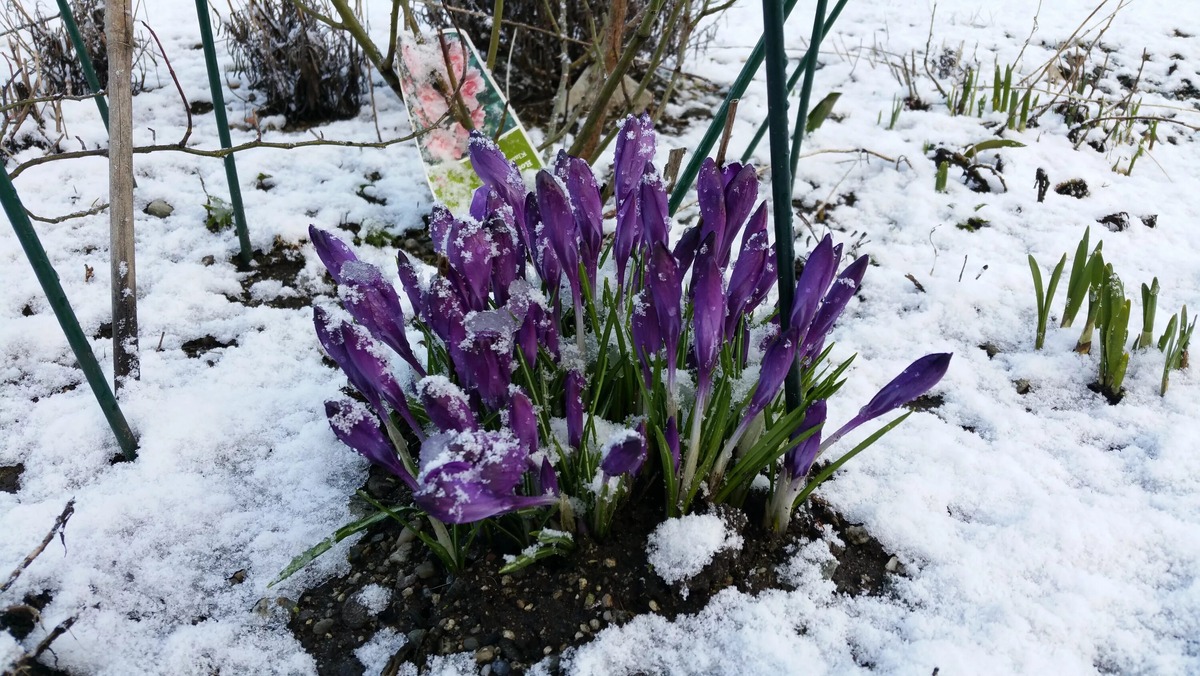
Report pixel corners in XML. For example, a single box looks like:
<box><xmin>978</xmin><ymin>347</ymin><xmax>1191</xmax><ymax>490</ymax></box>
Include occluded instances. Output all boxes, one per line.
<box><xmin>354</xmin><ymin>583</ymin><xmax>390</xmax><ymax>614</ymax></box>
<box><xmin>354</xmin><ymin>627</ymin><xmax>403</xmax><ymax>674</ymax></box>
<box><xmin>646</xmin><ymin>514</ymin><xmax>743</xmax><ymax>587</ymax></box>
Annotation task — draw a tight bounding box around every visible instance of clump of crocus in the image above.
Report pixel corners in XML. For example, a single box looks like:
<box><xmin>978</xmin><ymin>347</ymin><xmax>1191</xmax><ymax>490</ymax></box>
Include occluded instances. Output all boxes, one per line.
<box><xmin>301</xmin><ymin>114</ymin><xmax>951</xmax><ymax>574</ymax></box>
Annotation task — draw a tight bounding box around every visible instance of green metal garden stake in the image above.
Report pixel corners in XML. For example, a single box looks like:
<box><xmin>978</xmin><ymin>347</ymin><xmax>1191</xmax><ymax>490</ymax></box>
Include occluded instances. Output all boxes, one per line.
<box><xmin>53</xmin><ymin>0</ymin><xmax>109</xmax><ymax>129</ymax></box>
<box><xmin>1</xmin><ymin>171</ymin><xmax>138</xmax><ymax>460</ymax></box>
<box><xmin>667</xmin><ymin>0</ymin><xmax>849</xmax><ymax>215</ymax></box>
<box><xmin>761</xmin><ymin>0</ymin><xmax>801</xmax><ymax>411</ymax></box>
<box><xmin>194</xmin><ymin>0</ymin><xmax>253</xmax><ymax>266</ymax></box>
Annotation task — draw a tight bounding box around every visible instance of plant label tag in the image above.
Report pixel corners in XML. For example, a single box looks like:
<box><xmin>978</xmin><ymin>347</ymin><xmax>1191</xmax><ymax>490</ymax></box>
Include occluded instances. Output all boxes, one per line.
<box><xmin>396</xmin><ymin>30</ymin><xmax>541</xmax><ymax>213</ymax></box>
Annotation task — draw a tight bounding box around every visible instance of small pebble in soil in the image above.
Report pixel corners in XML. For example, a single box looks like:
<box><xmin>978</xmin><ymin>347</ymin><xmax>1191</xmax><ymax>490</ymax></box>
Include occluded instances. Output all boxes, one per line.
<box><xmin>845</xmin><ymin>525</ymin><xmax>871</xmax><ymax>545</ymax></box>
<box><xmin>311</xmin><ymin>618</ymin><xmax>334</xmax><ymax>636</ymax></box>
<box><xmin>414</xmin><ymin>560</ymin><xmax>436</xmax><ymax>579</ymax></box>
<box><xmin>475</xmin><ymin>647</ymin><xmax>495</xmax><ymax>663</ymax></box>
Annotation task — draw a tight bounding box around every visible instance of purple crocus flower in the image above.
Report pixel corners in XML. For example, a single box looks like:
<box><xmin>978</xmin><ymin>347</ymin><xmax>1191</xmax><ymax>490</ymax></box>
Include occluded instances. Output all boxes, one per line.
<box><xmin>613</xmin><ymin>113</ymin><xmax>656</xmax><ymax>209</ymax></box>
<box><xmin>709</xmin><ymin>328</ymin><xmax>799</xmax><ymax>487</ymax></box>
<box><xmin>338</xmin><ymin>259</ymin><xmax>425</xmax><ymax>376</ymax></box>
<box><xmin>724</xmin><ymin>226</ymin><xmax>770</xmax><ymax>340</ymax></box>
<box><xmin>527</xmin><ymin>194</ymin><xmax>562</xmax><ymax>295</ymax></box>
<box><xmin>415</xmin><ymin>429</ymin><xmax>555</xmax><ymax>524</ymax></box>
<box><xmin>395</xmin><ymin>250</ymin><xmax>423</xmax><ymax>315</ymax></box>
<box><xmin>536</xmin><ymin>171</ymin><xmax>581</xmax><ymax>307</ymax></box>
<box><xmin>665</xmin><ymin>415</ymin><xmax>680</xmax><ymax>472</ymax></box>
<box><xmin>744</xmin><ymin>242</ymin><xmax>778</xmax><ymax>319</ymax></box>
<box><xmin>509</xmin><ymin>389</ymin><xmax>539</xmax><ymax>458</ymax></box>
<box><xmin>696</xmin><ymin>160</ymin><xmax>727</xmax><ymax>267</ymax></box>
<box><xmin>820</xmin><ymin>353</ymin><xmax>953</xmax><ymax>453</ymax></box>
<box><xmin>798</xmin><ymin>254</ymin><xmax>869</xmax><ymax>362</ymax></box>
<box><xmin>566</xmin><ymin>370</ymin><xmax>585</xmax><ymax>449</ymax></box>
<box><xmin>648</xmin><ymin>242</ymin><xmax>682</xmax><ymax>386</ymax></box>
<box><xmin>340</xmin><ymin>322</ymin><xmax>422</xmax><ymax>435</ymax></box>
<box><xmin>325</xmin><ymin>399</ymin><xmax>416</xmax><ymax>490</ymax></box>
<box><xmin>418</xmin><ymin>376</ymin><xmax>477</xmax><ymax>433</ymax></box>
<box><xmin>600</xmin><ymin>425</ymin><xmax>648</xmax><ymax>478</ymax></box>
<box><xmin>631</xmin><ymin>288</ymin><xmax>662</xmax><ymax>388</ymax></box>
<box><xmin>315</xmin><ymin>307</ymin><xmax>387</xmax><ymax>413</ymax></box>
<box><xmin>557</xmin><ymin>152</ymin><xmax>603</xmax><ymax>289</ymax></box>
<box><xmin>789</xmin><ymin>235</ymin><xmax>838</xmax><ymax>343</ymax></box>
<box><xmin>690</xmin><ymin>234</ymin><xmax>726</xmax><ymax>398</ymax></box>
<box><xmin>672</xmin><ymin>225</ymin><xmax>701</xmax><ymax>277</ymax></box>
<box><xmin>717</xmin><ymin>164</ymin><xmax>760</xmax><ymax>268</ymax></box>
<box><xmin>640</xmin><ymin>163</ymin><xmax>669</xmax><ymax>248</ymax></box>
<box><xmin>309</xmin><ymin>225</ymin><xmax>358</xmax><ymax>284</ymax></box>
<box><xmin>468</xmin><ymin>131</ymin><xmax>528</xmax><ymax>243</ymax></box>
<box><xmin>784</xmin><ymin>399</ymin><xmax>827</xmax><ymax>479</ymax></box>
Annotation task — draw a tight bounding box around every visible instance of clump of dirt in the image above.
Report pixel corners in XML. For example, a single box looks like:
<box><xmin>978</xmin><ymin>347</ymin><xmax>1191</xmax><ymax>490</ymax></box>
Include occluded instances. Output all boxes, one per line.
<box><xmin>1055</xmin><ymin>178</ymin><xmax>1090</xmax><ymax>199</ymax></box>
<box><xmin>225</xmin><ymin>237</ymin><xmax>312</xmax><ymax>309</ymax></box>
<box><xmin>0</xmin><ymin>463</ymin><xmax>24</xmax><ymax>494</ymax></box>
<box><xmin>181</xmin><ymin>336</ymin><xmax>238</xmax><ymax>359</ymax></box>
<box><xmin>287</xmin><ymin>468</ymin><xmax>900</xmax><ymax>675</ymax></box>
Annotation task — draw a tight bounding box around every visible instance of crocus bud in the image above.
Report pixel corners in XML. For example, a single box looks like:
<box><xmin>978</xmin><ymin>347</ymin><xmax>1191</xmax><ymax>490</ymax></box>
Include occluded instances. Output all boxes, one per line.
<box><xmin>600</xmin><ymin>425</ymin><xmax>647</xmax><ymax>477</ymax></box>
<box><xmin>566</xmin><ymin>370</ymin><xmax>585</xmax><ymax>449</ymax></box>
<box><xmin>326</xmin><ymin>399</ymin><xmax>416</xmax><ymax>490</ymax></box>
<box><xmin>309</xmin><ymin>226</ymin><xmax>358</xmax><ymax>284</ymax></box>
<box><xmin>418</xmin><ymin>376</ymin><xmax>478</xmax><ymax>433</ymax></box>
<box><xmin>784</xmin><ymin>400</ymin><xmax>827</xmax><ymax>479</ymax></box>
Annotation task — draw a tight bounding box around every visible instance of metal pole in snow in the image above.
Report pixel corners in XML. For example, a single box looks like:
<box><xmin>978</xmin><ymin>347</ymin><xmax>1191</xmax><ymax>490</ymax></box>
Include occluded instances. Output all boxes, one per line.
<box><xmin>54</xmin><ymin>0</ymin><xmax>110</xmax><ymax>129</ymax></box>
<box><xmin>761</xmin><ymin>0</ymin><xmax>802</xmax><ymax>412</ymax></box>
<box><xmin>0</xmin><ymin>172</ymin><xmax>139</xmax><ymax>461</ymax></box>
<box><xmin>193</xmin><ymin>0</ymin><xmax>253</xmax><ymax>267</ymax></box>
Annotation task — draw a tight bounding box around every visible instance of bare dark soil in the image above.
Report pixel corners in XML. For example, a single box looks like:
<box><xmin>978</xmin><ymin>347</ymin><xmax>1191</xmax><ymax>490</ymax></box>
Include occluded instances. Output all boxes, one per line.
<box><xmin>287</xmin><ymin>468</ymin><xmax>898</xmax><ymax>675</ymax></box>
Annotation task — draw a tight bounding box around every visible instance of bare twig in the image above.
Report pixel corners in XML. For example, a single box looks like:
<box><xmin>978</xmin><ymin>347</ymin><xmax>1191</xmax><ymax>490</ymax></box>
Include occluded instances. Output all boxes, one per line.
<box><xmin>2</xmin><ymin>499</ymin><xmax>75</xmax><ymax>594</ymax></box>
<box><xmin>139</xmin><ymin>21</ymin><xmax>190</xmax><ymax>147</ymax></box>
<box><xmin>714</xmin><ymin>98</ymin><xmax>739</xmax><ymax>167</ymax></box>
<box><xmin>6</xmin><ymin>130</ymin><xmax>426</xmax><ymax>181</ymax></box>
<box><xmin>26</xmin><ymin>201</ymin><xmax>109</xmax><ymax>223</ymax></box>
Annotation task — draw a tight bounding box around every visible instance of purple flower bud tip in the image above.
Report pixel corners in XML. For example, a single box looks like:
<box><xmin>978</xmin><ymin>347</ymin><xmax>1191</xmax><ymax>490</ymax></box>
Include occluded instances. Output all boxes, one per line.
<box><xmin>326</xmin><ymin>399</ymin><xmax>415</xmax><ymax>489</ymax></box>
<box><xmin>418</xmin><ymin>376</ymin><xmax>478</xmax><ymax>433</ymax></box>
<box><xmin>860</xmin><ymin>353</ymin><xmax>953</xmax><ymax>419</ymax></box>
<box><xmin>785</xmin><ymin>400</ymin><xmax>827</xmax><ymax>479</ymax></box>
<box><xmin>599</xmin><ymin>426</ymin><xmax>647</xmax><ymax>478</ymax></box>
<box><xmin>309</xmin><ymin>226</ymin><xmax>358</xmax><ymax>284</ymax></box>
<box><xmin>566</xmin><ymin>370</ymin><xmax>585</xmax><ymax>449</ymax></box>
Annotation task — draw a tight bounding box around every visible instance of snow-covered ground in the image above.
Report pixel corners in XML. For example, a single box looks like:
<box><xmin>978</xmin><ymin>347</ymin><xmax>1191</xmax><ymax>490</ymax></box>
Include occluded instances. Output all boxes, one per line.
<box><xmin>3</xmin><ymin>0</ymin><xmax>1199</xmax><ymax>673</ymax></box>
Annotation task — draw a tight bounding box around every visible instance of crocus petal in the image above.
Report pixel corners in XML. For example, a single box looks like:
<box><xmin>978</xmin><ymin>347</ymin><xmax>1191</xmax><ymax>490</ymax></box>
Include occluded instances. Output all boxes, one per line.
<box><xmin>326</xmin><ymin>399</ymin><xmax>416</xmax><ymax>490</ymax></box>
<box><xmin>745</xmin><ymin>242</ymin><xmax>778</xmax><ymax>318</ymax></box>
<box><xmin>639</xmin><ymin>163</ymin><xmax>670</xmax><ymax>248</ymax></box>
<box><xmin>725</xmin><ymin>227</ymin><xmax>769</xmax><ymax>339</ymax></box>
<box><xmin>415</xmin><ymin>470</ymin><xmax>555</xmax><ymax>524</ymax></box>
<box><xmin>747</xmin><ymin>328</ymin><xmax>799</xmax><ymax>416</ymax></box>
<box><xmin>421</xmin><ymin>275</ymin><xmax>467</xmax><ymax>346</ymax></box>
<box><xmin>613</xmin><ymin>113</ymin><xmax>656</xmax><ymax>208</ymax></box>
<box><xmin>696</xmin><ymin>159</ymin><xmax>726</xmax><ymax>264</ymax></box>
<box><xmin>315</xmin><ymin>307</ymin><xmax>381</xmax><ymax>412</ymax></box>
<box><xmin>509</xmin><ymin>389</ymin><xmax>539</xmax><ymax>458</ymax></box>
<box><xmin>648</xmin><ymin>242</ymin><xmax>682</xmax><ymax>374</ymax></box>
<box><xmin>339</xmin><ymin>259</ymin><xmax>425</xmax><ymax>376</ymax></box>
<box><xmin>600</xmin><ymin>426</ymin><xmax>647</xmax><ymax>477</ymax></box>
<box><xmin>309</xmin><ymin>226</ymin><xmax>358</xmax><ymax>284</ymax></box>
<box><xmin>535</xmin><ymin>171</ymin><xmax>581</xmax><ymax>303</ymax></box>
<box><xmin>631</xmin><ymin>288</ymin><xmax>662</xmax><ymax>388</ymax></box>
<box><xmin>719</xmin><ymin>164</ymin><xmax>760</xmax><ymax>267</ymax></box>
<box><xmin>342</xmin><ymin>324</ymin><xmax>411</xmax><ymax>416</ymax></box>
<box><xmin>784</xmin><ymin>400</ymin><xmax>827</xmax><ymax>479</ymax></box>
<box><xmin>799</xmin><ymin>254</ymin><xmax>869</xmax><ymax>361</ymax></box>
<box><xmin>858</xmin><ymin>353</ymin><xmax>953</xmax><ymax>421</ymax></box>
<box><xmin>665</xmin><ymin>415</ymin><xmax>680</xmax><ymax>472</ymax></box>
<box><xmin>672</xmin><ymin>225</ymin><xmax>702</xmax><ymax>277</ymax></box>
<box><xmin>486</xmin><ymin>212</ymin><xmax>522</xmax><ymax>305</ymax></box>
<box><xmin>428</xmin><ymin>205</ymin><xmax>456</xmax><ymax>256</ymax></box>
<box><xmin>566</xmin><ymin>370</ymin><xmax>585</xmax><ymax>449</ymax></box>
<box><xmin>690</xmin><ymin>234</ymin><xmax>726</xmax><ymax>393</ymax></box>
<box><xmin>559</xmin><ymin>153</ymin><xmax>603</xmax><ymax>287</ymax></box>
<box><xmin>446</xmin><ymin>217</ymin><xmax>495</xmax><ymax>310</ymax></box>
<box><xmin>418</xmin><ymin>376</ymin><xmax>477</xmax><ymax>433</ymax></box>
<box><xmin>395</xmin><ymin>250</ymin><xmax>423</xmax><ymax>316</ymax></box>
<box><xmin>539</xmin><ymin>456</ymin><xmax>559</xmax><ymax>496</ymax></box>
<box><xmin>613</xmin><ymin>191</ymin><xmax>641</xmax><ymax>293</ymax></box>
<box><xmin>527</xmin><ymin>194</ymin><xmax>562</xmax><ymax>293</ymax></box>
<box><xmin>789</xmin><ymin>235</ymin><xmax>837</xmax><ymax>336</ymax></box>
